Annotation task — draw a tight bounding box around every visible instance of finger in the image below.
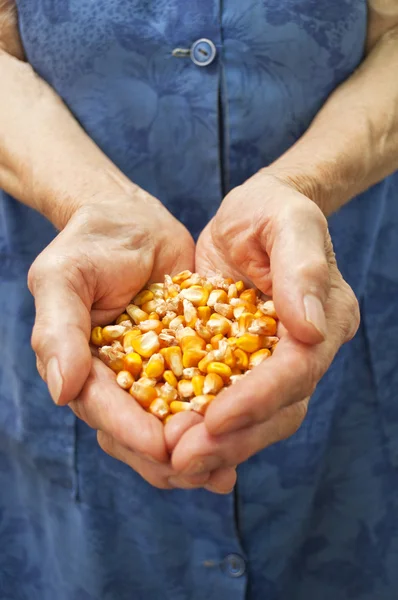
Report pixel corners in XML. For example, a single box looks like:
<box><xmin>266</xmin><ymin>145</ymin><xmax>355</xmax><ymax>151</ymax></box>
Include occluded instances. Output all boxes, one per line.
<box><xmin>28</xmin><ymin>258</ymin><xmax>92</xmax><ymax>406</ymax></box>
<box><xmin>173</xmin><ymin>399</ymin><xmax>309</xmax><ymax>475</ymax></box>
<box><xmin>266</xmin><ymin>200</ymin><xmax>331</xmax><ymax>344</ymax></box>
<box><xmin>204</xmin><ymin>467</ymin><xmax>237</xmax><ymax>494</ymax></box>
<box><xmin>70</xmin><ymin>358</ymin><xmax>169</xmax><ymax>464</ymax></box>
<box><xmin>164</xmin><ymin>411</ymin><xmax>203</xmax><ymax>453</ymax></box>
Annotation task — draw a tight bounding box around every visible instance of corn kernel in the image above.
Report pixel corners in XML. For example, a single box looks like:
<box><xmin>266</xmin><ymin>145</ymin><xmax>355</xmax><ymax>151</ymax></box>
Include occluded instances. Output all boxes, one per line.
<box><xmin>163</xmin><ymin>370</ymin><xmax>178</xmax><ymax>387</ymax></box>
<box><xmin>240</xmin><ymin>288</ymin><xmax>257</xmax><ymax>304</ymax></box>
<box><xmin>149</xmin><ymin>398</ymin><xmax>170</xmax><ymax>420</ymax></box>
<box><xmin>137</xmin><ymin>376</ymin><xmax>157</xmax><ymax>387</ymax></box>
<box><xmin>158</xmin><ymin>382</ymin><xmax>178</xmax><ymax>403</ymax></box>
<box><xmin>164</xmin><ymin>274</ymin><xmax>180</xmax><ymax>299</ymax></box>
<box><xmin>169</xmin><ymin>315</ymin><xmax>185</xmax><ymax>330</ymax></box>
<box><xmin>207</xmin><ymin>362</ymin><xmax>232</xmax><ymax>380</ymax></box>
<box><xmin>98</xmin><ymin>346</ymin><xmax>125</xmax><ymax>373</ymax></box>
<box><xmin>227</xmin><ymin>336</ymin><xmax>238</xmax><ymax>349</ymax></box>
<box><xmin>172</xmin><ymin>270</ymin><xmax>192</xmax><ymax>284</ymax></box>
<box><xmin>148</xmin><ymin>312</ymin><xmax>160</xmax><ymax>321</ymax></box>
<box><xmin>180</xmin><ymin>335</ymin><xmax>206</xmax><ymax>352</ymax></box>
<box><xmin>203</xmin><ymin>373</ymin><xmax>224</xmax><ymax>395</ymax></box>
<box><xmin>195</xmin><ymin>321</ymin><xmax>212</xmax><ymax>341</ymax></box>
<box><xmin>162</xmin><ymin>311</ymin><xmax>177</xmax><ymax>327</ymax></box>
<box><xmin>159</xmin><ymin>332</ymin><xmax>178</xmax><ymax>348</ymax></box>
<box><xmin>192</xmin><ymin>374</ymin><xmax>205</xmax><ymax>396</ymax></box>
<box><xmin>234</xmin><ymin>348</ymin><xmax>249</xmax><ymax>370</ymax></box>
<box><xmin>223</xmin><ymin>344</ymin><xmax>237</xmax><ymax>368</ymax></box>
<box><xmin>130</xmin><ymin>382</ymin><xmax>158</xmax><ymax>408</ymax></box>
<box><xmin>102</xmin><ymin>325</ymin><xmax>127</xmax><ymax>343</ymax></box>
<box><xmin>248</xmin><ymin>316</ymin><xmax>277</xmax><ymax>336</ymax></box>
<box><xmin>182</xmin><ymin>348</ymin><xmax>207</xmax><ymax>368</ymax></box>
<box><xmin>183</xmin><ymin>299</ymin><xmax>198</xmax><ymax>327</ymax></box>
<box><xmin>233</xmin><ymin>305</ymin><xmax>246</xmax><ymax>319</ymax></box>
<box><xmin>116</xmin><ymin>370</ymin><xmax>135</xmax><ymax>390</ymax></box>
<box><xmin>228</xmin><ymin>284</ymin><xmax>238</xmax><ymax>299</ymax></box>
<box><xmin>138</xmin><ymin>319</ymin><xmax>164</xmax><ymax>335</ymax></box>
<box><xmin>236</xmin><ymin>333</ymin><xmax>263</xmax><ymax>353</ymax></box>
<box><xmin>179</xmin><ymin>273</ymin><xmax>203</xmax><ymax>289</ymax></box>
<box><xmin>206</xmin><ymin>315</ymin><xmax>231</xmax><ymax>336</ymax></box>
<box><xmin>160</xmin><ymin>346</ymin><xmax>183</xmax><ymax>377</ymax></box>
<box><xmin>178</xmin><ymin>379</ymin><xmax>194</xmax><ymax>399</ymax></box>
<box><xmin>144</xmin><ymin>353</ymin><xmax>165</xmax><ymax>378</ymax></box>
<box><xmin>116</xmin><ymin>313</ymin><xmax>130</xmax><ymax>325</ymax></box>
<box><xmin>197</xmin><ymin>306</ymin><xmax>211</xmax><ymax>324</ymax></box>
<box><xmin>262</xmin><ymin>336</ymin><xmax>279</xmax><ymax>349</ymax></box>
<box><xmin>235</xmin><ymin>280</ymin><xmax>245</xmax><ymax>293</ymax></box>
<box><xmin>190</xmin><ymin>394</ymin><xmax>215</xmax><ymax>415</ymax></box>
<box><xmin>131</xmin><ymin>331</ymin><xmax>160</xmax><ymax>358</ymax></box>
<box><xmin>91</xmin><ymin>326</ymin><xmax>103</xmax><ymax>347</ymax></box>
<box><xmin>181</xmin><ymin>286</ymin><xmax>209</xmax><ymax>306</ymax></box>
<box><xmin>238</xmin><ymin>312</ymin><xmax>255</xmax><ymax>335</ymax></box>
<box><xmin>148</xmin><ymin>282</ymin><xmax>164</xmax><ymax>296</ymax></box>
<box><xmin>134</xmin><ymin>289</ymin><xmax>154</xmax><ymax>306</ymax></box>
<box><xmin>123</xmin><ymin>352</ymin><xmax>143</xmax><ymax>377</ymax></box>
<box><xmin>210</xmin><ymin>333</ymin><xmax>225</xmax><ymax>349</ymax></box>
<box><xmin>207</xmin><ymin>289</ymin><xmax>228</xmax><ymax>307</ymax></box>
<box><xmin>206</xmin><ymin>343</ymin><xmax>213</xmax><ymax>352</ymax></box>
<box><xmin>182</xmin><ymin>367</ymin><xmax>201</xmax><ymax>379</ymax></box>
<box><xmin>214</xmin><ymin>302</ymin><xmax>234</xmax><ymax>319</ymax></box>
<box><xmin>249</xmin><ymin>348</ymin><xmax>271</xmax><ymax>368</ymax></box>
<box><xmin>176</xmin><ymin>327</ymin><xmax>197</xmax><ymax>342</ymax></box>
<box><xmin>257</xmin><ymin>300</ymin><xmax>278</xmax><ymax>318</ymax></box>
<box><xmin>126</xmin><ymin>304</ymin><xmax>149</xmax><ymax>324</ymax></box>
<box><xmin>141</xmin><ymin>300</ymin><xmax>159</xmax><ymax>314</ymax></box>
<box><xmin>170</xmin><ymin>401</ymin><xmax>193</xmax><ymax>414</ymax></box>
<box><xmin>198</xmin><ymin>351</ymin><xmax>216</xmax><ymax>373</ymax></box>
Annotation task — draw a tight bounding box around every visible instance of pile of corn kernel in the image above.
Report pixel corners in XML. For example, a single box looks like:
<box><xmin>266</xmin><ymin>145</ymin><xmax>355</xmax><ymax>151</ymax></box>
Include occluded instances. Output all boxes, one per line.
<box><xmin>90</xmin><ymin>272</ymin><xmax>279</xmax><ymax>424</ymax></box>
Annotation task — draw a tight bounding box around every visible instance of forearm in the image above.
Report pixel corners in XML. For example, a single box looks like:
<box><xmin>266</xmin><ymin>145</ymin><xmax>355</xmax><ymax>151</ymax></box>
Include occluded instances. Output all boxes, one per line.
<box><xmin>0</xmin><ymin>50</ymin><xmax>137</xmax><ymax>229</ymax></box>
<box><xmin>268</xmin><ymin>23</ymin><xmax>398</xmax><ymax>215</ymax></box>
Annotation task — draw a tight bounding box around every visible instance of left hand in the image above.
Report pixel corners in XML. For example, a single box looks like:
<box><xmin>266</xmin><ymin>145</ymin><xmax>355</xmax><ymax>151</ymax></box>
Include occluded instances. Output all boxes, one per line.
<box><xmin>170</xmin><ymin>170</ymin><xmax>360</xmax><ymax>478</ymax></box>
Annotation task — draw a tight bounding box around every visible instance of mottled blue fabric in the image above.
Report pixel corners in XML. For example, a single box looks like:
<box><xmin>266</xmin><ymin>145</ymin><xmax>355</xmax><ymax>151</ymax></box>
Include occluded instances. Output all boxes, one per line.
<box><xmin>1</xmin><ymin>1</ymin><xmax>398</xmax><ymax>599</ymax></box>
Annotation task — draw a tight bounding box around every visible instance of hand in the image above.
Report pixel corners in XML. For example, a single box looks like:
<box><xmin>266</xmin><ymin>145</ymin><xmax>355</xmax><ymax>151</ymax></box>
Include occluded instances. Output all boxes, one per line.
<box><xmin>28</xmin><ymin>187</ymin><xmax>234</xmax><ymax>491</ymax></box>
<box><xmin>170</xmin><ymin>171</ymin><xmax>360</xmax><ymax>477</ymax></box>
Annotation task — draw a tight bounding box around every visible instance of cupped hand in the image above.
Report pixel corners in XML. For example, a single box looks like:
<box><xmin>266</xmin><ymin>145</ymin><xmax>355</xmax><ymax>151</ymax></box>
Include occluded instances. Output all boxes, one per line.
<box><xmin>170</xmin><ymin>171</ymin><xmax>360</xmax><ymax>477</ymax></box>
<box><xmin>28</xmin><ymin>187</ymin><xmax>234</xmax><ymax>491</ymax></box>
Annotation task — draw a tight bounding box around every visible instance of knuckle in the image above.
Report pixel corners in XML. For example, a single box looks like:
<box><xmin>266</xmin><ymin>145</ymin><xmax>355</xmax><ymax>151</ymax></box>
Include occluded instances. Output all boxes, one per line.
<box><xmin>296</xmin><ymin>259</ymin><xmax>330</xmax><ymax>289</ymax></box>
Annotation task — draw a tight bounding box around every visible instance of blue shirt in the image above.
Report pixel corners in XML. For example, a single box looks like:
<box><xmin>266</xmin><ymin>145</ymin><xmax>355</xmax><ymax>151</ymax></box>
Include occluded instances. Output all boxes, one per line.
<box><xmin>1</xmin><ymin>1</ymin><xmax>398</xmax><ymax>599</ymax></box>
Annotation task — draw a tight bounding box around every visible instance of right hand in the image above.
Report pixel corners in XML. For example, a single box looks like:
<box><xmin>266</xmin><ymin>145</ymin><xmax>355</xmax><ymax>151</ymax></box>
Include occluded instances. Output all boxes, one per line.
<box><xmin>28</xmin><ymin>187</ymin><xmax>235</xmax><ymax>492</ymax></box>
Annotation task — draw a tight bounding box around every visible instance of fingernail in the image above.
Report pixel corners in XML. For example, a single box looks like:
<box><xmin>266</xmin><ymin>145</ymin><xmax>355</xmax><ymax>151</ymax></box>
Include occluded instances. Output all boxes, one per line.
<box><xmin>46</xmin><ymin>357</ymin><xmax>63</xmax><ymax>404</ymax></box>
<box><xmin>182</xmin><ymin>456</ymin><xmax>222</xmax><ymax>476</ymax></box>
<box><xmin>303</xmin><ymin>294</ymin><xmax>327</xmax><ymax>339</ymax></box>
<box><xmin>205</xmin><ymin>484</ymin><xmax>235</xmax><ymax>495</ymax></box>
<box><xmin>213</xmin><ymin>414</ymin><xmax>252</xmax><ymax>435</ymax></box>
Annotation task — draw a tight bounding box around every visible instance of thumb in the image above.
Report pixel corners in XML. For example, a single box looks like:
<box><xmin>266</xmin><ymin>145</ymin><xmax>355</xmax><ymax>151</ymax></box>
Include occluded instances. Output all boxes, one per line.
<box><xmin>28</xmin><ymin>262</ymin><xmax>92</xmax><ymax>406</ymax></box>
<box><xmin>266</xmin><ymin>205</ymin><xmax>330</xmax><ymax>344</ymax></box>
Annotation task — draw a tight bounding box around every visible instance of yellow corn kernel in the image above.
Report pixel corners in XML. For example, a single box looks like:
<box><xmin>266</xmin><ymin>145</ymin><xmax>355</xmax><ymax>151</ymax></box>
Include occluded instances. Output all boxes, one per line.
<box><xmin>123</xmin><ymin>328</ymin><xmax>142</xmax><ymax>352</ymax></box>
<box><xmin>123</xmin><ymin>352</ymin><xmax>143</xmax><ymax>377</ymax></box>
<box><xmin>254</xmin><ymin>310</ymin><xmax>263</xmax><ymax>318</ymax></box>
<box><xmin>257</xmin><ymin>300</ymin><xmax>278</xmax><ymax>318</ymax></box>
<box><xmin>240</xmin><ymin>288</ymin><xmax>257</xmax><ymax>304</ymax></box>
<box><xmin>149</xmin><ymin>398</ymin><xmax>170</xmax><ymax>421</ymax></box>
<box><xmin>160</xmin><ymin>346</ymin><xmax>183</xmax><ymax>377</ymax></box>
<box><xmin>233</xmin><ymin>305</ymin><xmax>246</xmax><ymax>319</ymax></box>
<box><xmin>210</xmin><ymin>333</ymin><xmax>225</xmax><ymax>349</ymax></box>
<box><xmin>190</xmin><ymin>394</ymin><xmax>215</xmax><ymax>415</ymax></box>
<box><xmin>116</xmin><ymin>370</ymin><xmax>135</xmax><ymax>390</ymax></box>
<box><xmin>178</xmin><ymin>379</ymin><xmax>194</xmax><ymax>399</ymax></box>
<box><xmin>207</xmin><ymin>289</ymin><xmax>228</xmax><ymax>307</ymax></box>
<box><xmin>238</xmin><ymin>312</ymin><xmax>255</xmax><ymax>335</ymax></box>
<box><xmin>138</xmin><ymin>319</ymin><xmax>164</xmax><ymax>335</ymax></box>
<box><xmin>182</xmin><ymin>348</ymin><xmax>207</xmax><ymax>368</ymax></box>
<box><xmin>236</xmin><ymin>333</ymin><xmax>263</xmax><ymax>353</ymax></box>
<box><xmin>162</xmin><ymin>311</ymin><xmax>177</xmax><ymax>327</ymax></box>
<box><xmin>234</xmin><ymin>348</ymin><xmax>249</xmax><ymax>370</ymax></box>
<box><xmin>235</xmin><ymin>280</ymin><xmax>245</xmax><ymax>293</ymax></box>
<box><xmin>159</xmin><ymin>382</ymin><xmax>178</xmax><ymax>403</ymax></box>
<box><xmin>172</xmin><ymin>270</ymin><xmax>192</xmax><ymax>284</ymax></box>
<box><xmin>195</xmin><ymin>321</ymin><xmax>212</xmax><ymax>341</ymax></box>
<box><xmin>203</xmin><ymin>373</ymin><xmax>224</xmax><ymax>395</ymax></box>
<box><xmin>170</xmin><ymin>401</ymin><xmax>193</xmax><ymax>414</ymax></box>
<box><xmin>227</xmin><ymin>336</ymin><xmax>238</xmax><ymax>349</ymax></box>
<box><xmin>175</xmin><ymin>326</ymin><xmax>196</xmax><ymax>342</ymax></box>
<box><xmin>198</xmin><ymin>351</ymin><xmax>216</xmax><ymax>373</ymax></box>
<box><xmin>182</xmin><ymin>367</ymin><xmax>201</xmax><ymax>379</ymax></box>
<box><xmin>192</xmin><ymin>374</ymin><xmax>205</xmax><ymax>396</ymax></box>
<box><xmin>164</xmin><ymin>414</ymin><xmax>174</xmax><ymax>425</ymax></box>
<box><xmin>137</xmin><ymin>376</ymin><xmax>157</xmax><ymax>387</ymax></box>
<box><xmin>102</xmin><ymin>325</ymin><xmax>127</xmax><ymax>343</ymax></box>
<box><xmin>249</xmin><ymin>348</ymin><xmax>271</xmax><ymax>368</ymax></box>
<box><xmin>169</xmin><ymin>315</ymin><xmax>185</xmax><ymax>330</ymax></box>
<box><xmin>262</xmin><ymin>336</ymin><xmax>279</xmax><ymax>349</ymax></box>
<box><xmin>248</xmin><ymin>316</ymin><xmax>277</xmax><ymax>336</ymax></box>
<box><xmin>223</xmin><ymin>344</ymin><xmax>237</xmax><ymax>369</ymax></box>
<box><xmin>134</xmin><ymin>289</ymin><xmax>154</xmax><ymax>306</ymax></box>
<box><xmin>148</xmin><ymin>312</ymin><xmax>160</xmax><ymax>321</ymax></box>
<box><xmin>148</xmin><ymin>282</ymin><xmax>164</xmax><ymax>295</ymax></box>
<box><xmin>98</xmin><ymin>346</ymin><xmax>125</xmax><ymax>373</ymax></box>
<box><xmin>180</xmin><ymin>335</ymin><xmax>206</xmax><ymax>352</ymax></box>
<box><xmin>207</xmin><ymin>362</ymin><xmax>232</xmax><ymax>380</ymax></box>
<box><xmin>131</xmin><ymin>331</ymin><xmax>160</xmax><ymax>358</ymax></box>
<box><xmin>163</xmin><ymin>370</ymin><xmax>178</xmax><ymax>388</ymax></box>
<box><xmin>164</xmin><ymin>274</ymin><xmax>180</xmax><ymax>298</ymax></box>
<box><xmin>206</xmin><ymin>315</ymin><xmax>231</xmax><ymax>336</ymax></box>
<box><xmin>197</xmin><ymin>306</ymin><xmax>211</xmax><ymax>324</ymax></box>
<box><xmin>181</xmin><ymin>286</ymin><xmax>209</xmax><ymax>306</ymax></box>
<box><xmin>116</xmin><ymin>313</ymin><xmax>130</xmax><ymax>325</ymax></box>
<box><xmin>144</xmin><ymin>353</ymin><xmax>165</xmax><ymax>378</ymax></box>
<box><xmin>228</xmin><ymin>283</ymin><xmax>238</xmax><ymax>299</ymax></box>
<box><xmin>141</xmin><ymin>300</ymin><xmax>159</xmax><ymax>314</ymax></box>
<box><xmin>127</xmin><ymin>304</ymin><xmax>149</xmax><ymax>324</ymax></box>
<box><xmin>179</xmin><ymin>273</ymin><xmax>203</xmax><ymax>289</ymax></box>
<box><xmin>183</xmin><ymin>299</ymin><xmax>198</xmax><ymax>327</ymax></box>
<box><xmin>129</xmin><ymin>381</ymin><xmax>158</xmax><ymax>408</ymax></box>
<box><xmin>214</xmin><ymin>302</ymin><xmax>234</xmax><ymax>319</ymax></box>
<box><xmin>206</xmin><ymin>343</ymin><xmax>213</xmax><ymax>352</ymax></box>
<box><xmin>91</xmin><ymin>326</ymin><xmax>104</xmax><ymax>347</ymax></box>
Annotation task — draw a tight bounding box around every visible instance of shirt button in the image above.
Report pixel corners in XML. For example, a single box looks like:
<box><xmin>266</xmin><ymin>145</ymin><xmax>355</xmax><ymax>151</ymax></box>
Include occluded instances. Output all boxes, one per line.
<box><xmin>221</xmin><ymin>553</ymin><xmax>246</xmax><ymax>578</ymax></box>
<box><xmin>190</xmin><ymin>38</ymin><xmax>217</xmax><ymax>67</ymax></box>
